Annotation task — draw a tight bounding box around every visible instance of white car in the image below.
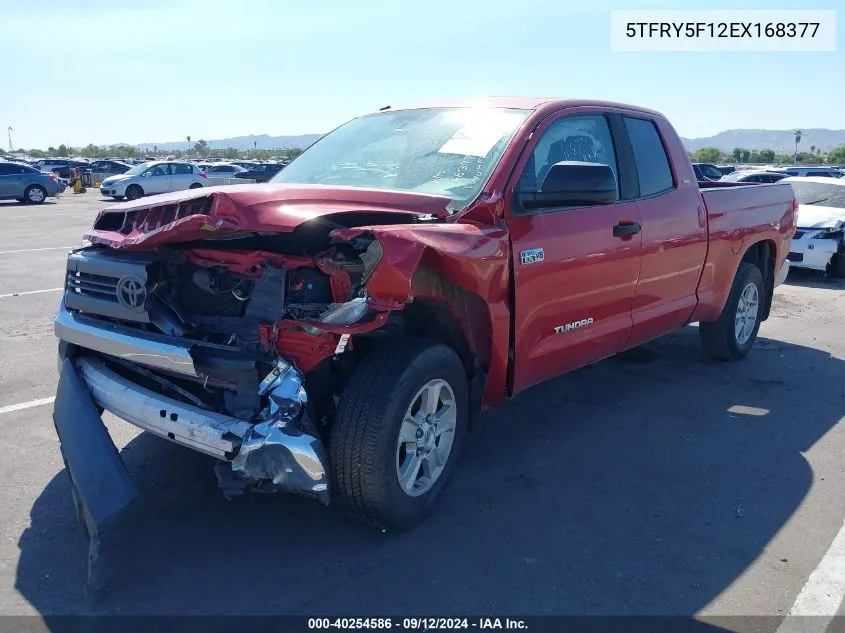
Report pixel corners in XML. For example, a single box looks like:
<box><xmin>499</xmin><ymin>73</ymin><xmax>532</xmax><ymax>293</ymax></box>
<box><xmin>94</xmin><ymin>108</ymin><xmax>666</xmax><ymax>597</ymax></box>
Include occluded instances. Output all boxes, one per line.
<box><xmin>782</xmin><ymin>176</ymin><xmax>845</xmax><ymax>277</ymax></box>
<box><xmin>203</xmin><ymin>163</ymin><xmax>248</xmax><ymax>178</ymax></box>
<box><xmin>100</xmin><ymin>161</ymin><xmax>207</xmax><ymax>200</ymax></box>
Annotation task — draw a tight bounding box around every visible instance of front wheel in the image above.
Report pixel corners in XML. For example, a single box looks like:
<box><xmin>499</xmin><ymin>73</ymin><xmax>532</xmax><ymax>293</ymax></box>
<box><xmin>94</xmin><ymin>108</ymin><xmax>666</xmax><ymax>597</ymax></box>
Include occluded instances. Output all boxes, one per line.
<box><xmin>125</xmin><ymin>185</ymin><xmax>143</xmax><ymax>201</ymax></box>
<box><xmin>829</xmin><ymin>250</ymin><xmax>845</xmax><ymax>279</ymax></box>
<box><xmin>700</xmin><ymin>262</ymin><xmax>765</xmax><ymax>361</ymax></box>
<box><xmin>330</xmin><ymin>338</ymin><xmax>469</xmax><ymax>530</ymax></box>
<box><xmin>189</xmin><ymin>182</ymin><xmax>203</xmax><ymax>189</ymax></box>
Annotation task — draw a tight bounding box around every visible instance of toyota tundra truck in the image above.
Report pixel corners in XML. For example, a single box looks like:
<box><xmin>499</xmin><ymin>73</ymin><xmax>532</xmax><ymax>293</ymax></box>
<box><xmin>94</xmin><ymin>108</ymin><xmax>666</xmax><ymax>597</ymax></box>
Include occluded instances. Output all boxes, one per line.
<box><xmin>53</xmin><ymin>98</ymin><xmax>797</xmax><ymax>543</ymax></box>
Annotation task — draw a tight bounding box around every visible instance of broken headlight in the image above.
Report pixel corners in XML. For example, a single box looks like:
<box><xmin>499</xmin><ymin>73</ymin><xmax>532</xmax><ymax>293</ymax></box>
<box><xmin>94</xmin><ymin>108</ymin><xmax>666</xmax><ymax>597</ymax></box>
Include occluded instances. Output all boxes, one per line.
<box><xmin>317</xmin><ymin>296</ymin><xmax>368</xmax><ymax>326</ymax></box>
<box><xmin>812</xmin><ymin>226</ymin><xmax>843</xmax><ymax>240</ymax></box>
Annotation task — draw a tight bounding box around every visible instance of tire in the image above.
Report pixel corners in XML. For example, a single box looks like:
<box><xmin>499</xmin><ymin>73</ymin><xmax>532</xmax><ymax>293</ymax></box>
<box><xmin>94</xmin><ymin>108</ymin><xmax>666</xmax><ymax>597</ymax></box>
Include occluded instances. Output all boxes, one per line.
<box><xmin>125</xmin><ymin>185</ymin><xmax>143</xmax><ymax>201</ymax></box>
<box><xmin>23</xmin><ymin>184</ymin><xmax>47</xmax><ymax>204</ymax></box>
<box><xmin>189</xmin><ymin>183</ymin><xmax>203</xmax><ymax>189</ymax></box>
<box><xmin>829</xmin><ymin>251</ymin><xmax>845</xmax><ymax>279</ymax></box>
<box><xmin>330</xmin><ymin>337</ymin><xmax>469</xmax><ymax>530</ymax></box>
<box><xmin>700</xmin><ymin>262</ymin><xmax>765</xmax><ymax>361</ymax></box>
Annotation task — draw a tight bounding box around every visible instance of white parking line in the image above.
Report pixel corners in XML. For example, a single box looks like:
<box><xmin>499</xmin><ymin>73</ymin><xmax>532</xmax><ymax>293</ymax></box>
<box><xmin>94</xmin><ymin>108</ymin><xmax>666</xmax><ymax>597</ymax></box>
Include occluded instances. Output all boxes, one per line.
<box><xmin>3</xmin><ymin>213</ymin><xmax>81</xmax><ymax>220</ymax></box>
<box><xmin>0</xmin><ymin>246</ymin><xmax>73</xmax><ymax>254</ymax></box>
<box><xmin>0</xmin><ymin>287</ymin><xmax>63</xmax><ymax>299</ymax></box>
<box><xmin>777</xmin><ymin>518</ymin><xmax>845</xmax><ymax>632</ymax></box>
<box><xmin>0</xmin><ymin>397</ymin><xmax>55</xmax><ymax>416</ymax></box>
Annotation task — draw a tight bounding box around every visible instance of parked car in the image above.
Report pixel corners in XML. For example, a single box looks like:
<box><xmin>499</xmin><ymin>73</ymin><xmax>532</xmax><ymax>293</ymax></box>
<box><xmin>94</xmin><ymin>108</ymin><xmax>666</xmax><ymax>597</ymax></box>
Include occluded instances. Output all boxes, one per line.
<box><xmin>203</xmin><ymin>163</ymin><xmax>248</xmax><ymax>178</ymax></box>
<box><xmin>781</xmin><ymin>176</ymin><xmax>845</xmax><ymax>277</ymax></box>
<box><xmin>774</xmin><ymin>166</ymin><xmax>844</xmax><ymax>178</ymax></box>
<box><xmin>720</xmin><ymin>170</ymin><xmax>789</xmax><ymax>184</ymax></box>
<box><xmin>33</xmin><ymin>158</ymin><xmax>90</xmax><ymax>179</ymax></box>
<box><xmin>99</xmin><ymin>160</ymin><xmax>207</xmax><ymax>200</ymax></box>
<box><xmin>87</xmin><ymin>160</ymin><xmax>132</xmax><ymax>175</ymax></box>
<box><xmin>0</xmin><ymin>161</ymin><xmax>61</xmax><ymax>203</ymax></box>
<box><xmin>233</xmin><ymin>162</ymin><xmax>284</xmax><ymax>182</ymax></box>
<box><xmin>692</xmin><ymin>162</ymin><xmax>724</xmax><ymax>181</ymax></box>
<box><xmin>54</xmin><ymin>98</ymin><xmax>795</xmax><ymax>544</ymax></box>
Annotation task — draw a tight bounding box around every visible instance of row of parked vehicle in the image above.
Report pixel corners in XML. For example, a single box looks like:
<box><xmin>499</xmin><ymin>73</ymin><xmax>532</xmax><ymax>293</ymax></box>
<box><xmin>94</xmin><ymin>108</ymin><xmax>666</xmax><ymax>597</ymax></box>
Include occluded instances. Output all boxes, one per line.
<box><xmin>692</xmin><ymin>162</ymin><xmax>845</xmax><ymax>183</ymax></box>
<box><xmin>0</xmin><ymin>154</ymin><xmax>292</xmax><ymax>203</ymax></box>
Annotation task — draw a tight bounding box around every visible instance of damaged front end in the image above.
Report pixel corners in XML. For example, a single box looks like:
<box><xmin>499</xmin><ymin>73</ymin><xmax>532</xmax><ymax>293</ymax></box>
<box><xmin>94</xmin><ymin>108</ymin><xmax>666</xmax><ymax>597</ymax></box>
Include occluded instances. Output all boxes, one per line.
<box><xmin>52</xmin><ymin>226</ymin><xmax>391</xmax><ymax>540</ymax></box>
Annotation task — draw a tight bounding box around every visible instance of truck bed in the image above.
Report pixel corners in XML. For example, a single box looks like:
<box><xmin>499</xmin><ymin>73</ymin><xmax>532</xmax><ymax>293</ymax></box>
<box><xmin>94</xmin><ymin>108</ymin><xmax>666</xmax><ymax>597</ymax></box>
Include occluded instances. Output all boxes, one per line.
<box><xmin>694</xmin><ymin>181</ymin><xmax>796</xmax><ymax>322</ymax></box>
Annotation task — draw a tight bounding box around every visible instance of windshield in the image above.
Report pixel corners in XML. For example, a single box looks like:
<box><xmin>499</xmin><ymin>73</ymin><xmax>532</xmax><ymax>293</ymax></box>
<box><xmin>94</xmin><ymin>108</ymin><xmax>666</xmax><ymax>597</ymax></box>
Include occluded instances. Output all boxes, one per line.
<box><xmin>271</xmin><ymin>107</ymin><xmax>531</xmax><ymax>210</ymax></box>
<box><xmin>123</xmin><ymin>162</ymin><xmax>154</xmax><ymax>176</ymax></box>
<box><xmin>720</xmin><ymin>171</ymin><xmax>747</xmax><ymax>182</ymax></box>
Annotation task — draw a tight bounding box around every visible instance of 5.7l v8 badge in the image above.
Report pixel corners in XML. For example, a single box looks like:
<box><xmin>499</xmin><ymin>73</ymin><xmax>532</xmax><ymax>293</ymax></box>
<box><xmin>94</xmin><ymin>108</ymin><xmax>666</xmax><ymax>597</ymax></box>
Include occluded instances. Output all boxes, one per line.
<box><xmin>520</xmin><ymin>248</ymin><xmax>544</xmax><ymax>265</ymax></box>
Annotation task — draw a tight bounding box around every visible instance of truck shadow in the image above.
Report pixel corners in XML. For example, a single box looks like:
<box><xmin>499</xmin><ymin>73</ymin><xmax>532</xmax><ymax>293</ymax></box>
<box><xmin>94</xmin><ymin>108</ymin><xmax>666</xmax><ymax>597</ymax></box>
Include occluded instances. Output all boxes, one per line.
<box><xmin>783</xmin><ymin>268</ymin><xmax>845</xmax><ymax>289</ymax></box>
<box><xmin>15</xmin><ymin>327</ymin><xmax>845</xmax><ymax>621</ymax></box>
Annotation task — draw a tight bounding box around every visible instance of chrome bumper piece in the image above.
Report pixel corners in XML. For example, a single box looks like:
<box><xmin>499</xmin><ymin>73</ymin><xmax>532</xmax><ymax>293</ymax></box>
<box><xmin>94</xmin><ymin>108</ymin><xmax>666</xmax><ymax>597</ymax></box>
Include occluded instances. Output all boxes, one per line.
<box><xmin>78</xmin><ymin>357</ymin><xmax>250</xmax><ymax>459</ymax></box>
<box><xmin>55</xmin><ymin>301</ymin><xmax>330</xmax><ymax>508</ymax></box>
<box><xmin>55</xmin><ymin>304</ymin><xmax>199</xmax><ymax>377</ymax></box>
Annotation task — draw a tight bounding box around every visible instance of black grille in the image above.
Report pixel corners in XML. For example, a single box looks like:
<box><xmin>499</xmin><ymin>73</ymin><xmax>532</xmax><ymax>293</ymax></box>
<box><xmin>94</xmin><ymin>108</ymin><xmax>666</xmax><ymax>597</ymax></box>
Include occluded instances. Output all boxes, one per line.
<box><xmin>66</xmin><ymin>271</ymin><xmax>119</xmax><ymax>302</ymax></box>
<box><xmin>787</xmin><ymin>252</ymin><xmax>804</xmax><ymax>262</ymax></box>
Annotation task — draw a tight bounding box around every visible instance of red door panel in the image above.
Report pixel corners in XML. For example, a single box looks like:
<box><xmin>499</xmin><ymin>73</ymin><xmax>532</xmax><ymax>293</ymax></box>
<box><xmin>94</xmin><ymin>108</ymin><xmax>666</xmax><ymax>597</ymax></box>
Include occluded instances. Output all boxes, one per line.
<box><xmin>507</xmin><ymin>201</ymin><xmax>642</xmax><ymax>394</ymax></box>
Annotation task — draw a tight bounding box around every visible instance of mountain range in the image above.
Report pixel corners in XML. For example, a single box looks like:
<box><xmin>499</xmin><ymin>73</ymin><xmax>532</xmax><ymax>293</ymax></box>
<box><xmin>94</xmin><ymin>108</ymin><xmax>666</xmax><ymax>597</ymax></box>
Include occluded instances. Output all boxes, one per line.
<box><xmin>128</xmin><ymin>129</ymin><xmax>845</xmax><ymax>154</ymax></box>
<box><xmin>680</xmin><ymin>129</ymin><xmax>845</xmax><ymax>153</ymax></box>
<box><xmin>131</xmin><ymin>133</ymin><xmax>323</xmax><ymax>152</ymax></box>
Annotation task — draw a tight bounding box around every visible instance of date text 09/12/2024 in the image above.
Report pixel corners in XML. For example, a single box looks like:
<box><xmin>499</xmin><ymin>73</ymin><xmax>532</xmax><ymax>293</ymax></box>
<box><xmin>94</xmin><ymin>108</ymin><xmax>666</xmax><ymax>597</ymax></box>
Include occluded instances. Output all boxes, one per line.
<box><xmin>307</xmin><ymin>618</ymin><xmax>528</xmax><ymax>630</ymax></box>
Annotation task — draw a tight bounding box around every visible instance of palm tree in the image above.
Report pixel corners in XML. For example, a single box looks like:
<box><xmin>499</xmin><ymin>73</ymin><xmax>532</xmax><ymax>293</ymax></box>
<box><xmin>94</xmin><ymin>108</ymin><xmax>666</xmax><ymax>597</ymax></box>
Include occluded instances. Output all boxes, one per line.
<box><xmin>794</xmin><ymin>130</ymin><xmax>802</xmax><ymax>162</ymax></box>
<box><xmin>187</xmin><ymin>135</ymin><xmax>192</xmax><ymax>152</ymax></box>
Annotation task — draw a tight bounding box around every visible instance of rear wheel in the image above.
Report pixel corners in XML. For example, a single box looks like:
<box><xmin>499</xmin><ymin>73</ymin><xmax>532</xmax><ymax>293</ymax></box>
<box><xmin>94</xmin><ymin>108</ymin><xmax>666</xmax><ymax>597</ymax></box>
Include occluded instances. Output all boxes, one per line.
<box><xmin>24</xmin><ymin>184</ymin><xmax>47</xmax><ymax>204</ymax></box>
<box><xmin>700</xmin><ymin>262</ymin><xmax>765</xmax><ymax>361</ymax></box>
<box><xmin>125</xmin><ymin>185</ymin><xmax>143</xmax><ymax>200</ymax></box>
<box><xmin>189</xmin><ymin>182</ymin><xmax>203</xmax><ymax>189</ymax></box>
<box><xmin>330</xmin><ymin>338</ymin><xmax>468</xmax><ymax>530</ymax></box>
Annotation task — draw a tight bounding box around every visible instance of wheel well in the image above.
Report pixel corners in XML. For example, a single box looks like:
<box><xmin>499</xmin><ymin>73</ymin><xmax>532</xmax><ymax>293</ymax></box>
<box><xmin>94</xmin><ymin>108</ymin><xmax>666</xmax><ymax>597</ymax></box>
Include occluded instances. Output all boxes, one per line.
<box><xmin>741</xmin><ymin>240</ymin><xmax>776</xmax><ymax>320</ymax></box>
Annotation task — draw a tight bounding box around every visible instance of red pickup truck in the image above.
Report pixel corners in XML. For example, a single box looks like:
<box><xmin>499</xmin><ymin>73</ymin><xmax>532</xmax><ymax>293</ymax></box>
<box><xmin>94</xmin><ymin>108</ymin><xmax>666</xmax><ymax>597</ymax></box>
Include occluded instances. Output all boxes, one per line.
<box><xmin>54</xmin><ymin>98</ymin><xmax>796</xmax><ymax>541</ymax></box>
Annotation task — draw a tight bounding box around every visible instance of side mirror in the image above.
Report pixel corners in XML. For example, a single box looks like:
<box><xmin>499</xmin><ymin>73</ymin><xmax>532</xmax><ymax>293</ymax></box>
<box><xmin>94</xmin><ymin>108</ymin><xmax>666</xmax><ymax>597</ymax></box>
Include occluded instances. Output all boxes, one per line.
<box><xmin>518</xmin><ymin>161</ymin><xmax>618</xmax><ymax>210</ymax></box>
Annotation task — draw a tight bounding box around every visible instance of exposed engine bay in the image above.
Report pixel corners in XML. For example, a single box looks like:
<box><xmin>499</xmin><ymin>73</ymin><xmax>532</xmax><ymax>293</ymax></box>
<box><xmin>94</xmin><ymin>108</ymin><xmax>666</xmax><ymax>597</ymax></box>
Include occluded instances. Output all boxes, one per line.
<box><xmin>62</xmin><ymin>233</ymin><xmax>381</xmax><ymax>422</ymax></box>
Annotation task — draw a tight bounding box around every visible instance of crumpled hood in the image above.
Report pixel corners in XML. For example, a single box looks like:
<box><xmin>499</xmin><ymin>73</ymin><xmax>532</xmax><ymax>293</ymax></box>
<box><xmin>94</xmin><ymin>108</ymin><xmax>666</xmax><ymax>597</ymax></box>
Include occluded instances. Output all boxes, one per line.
<box><xmin>796</xmin><ymin>204</ymin><xmax>845</xmax><ymax>229</ymax></box>
<box><xmin>84</xmin><ymin>184</ymin><xmax>453</xmax><ymax>249</ymax></box>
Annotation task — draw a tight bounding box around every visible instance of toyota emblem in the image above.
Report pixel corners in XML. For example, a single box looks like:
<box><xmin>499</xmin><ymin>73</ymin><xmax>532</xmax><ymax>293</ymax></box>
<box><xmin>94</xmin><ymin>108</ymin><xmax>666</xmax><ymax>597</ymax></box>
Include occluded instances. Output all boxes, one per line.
<box><xmin>116</xmin><ymin>275</ymin><xmax>147</xmax><ymax>311</ymax></box>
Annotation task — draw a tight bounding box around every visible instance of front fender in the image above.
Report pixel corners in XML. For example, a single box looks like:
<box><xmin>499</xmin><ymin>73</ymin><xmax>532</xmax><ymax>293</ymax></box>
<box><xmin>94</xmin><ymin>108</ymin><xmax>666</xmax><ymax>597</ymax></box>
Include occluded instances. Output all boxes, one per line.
<box><xmin>331</xmin><ymin>222</ymin><xmax>512</xmax><ymax>406</ymax></box>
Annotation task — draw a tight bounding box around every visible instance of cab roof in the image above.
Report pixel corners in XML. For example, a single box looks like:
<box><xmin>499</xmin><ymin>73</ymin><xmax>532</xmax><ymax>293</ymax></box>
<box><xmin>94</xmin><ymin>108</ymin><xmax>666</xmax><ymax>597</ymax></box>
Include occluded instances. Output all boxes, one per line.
<box><xmin>378</xmin><ymin>97</ymin><xmax>665</xmax><ymax>118</ymax></box>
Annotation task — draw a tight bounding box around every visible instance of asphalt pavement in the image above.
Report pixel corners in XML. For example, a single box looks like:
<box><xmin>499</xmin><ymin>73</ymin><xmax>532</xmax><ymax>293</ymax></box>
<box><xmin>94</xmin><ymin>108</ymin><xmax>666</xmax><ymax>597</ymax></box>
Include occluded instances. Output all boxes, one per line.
<box><xmin>0</xmin><ymin>192</ymin><xmax>844</xmax><ymax>628</ymax></box>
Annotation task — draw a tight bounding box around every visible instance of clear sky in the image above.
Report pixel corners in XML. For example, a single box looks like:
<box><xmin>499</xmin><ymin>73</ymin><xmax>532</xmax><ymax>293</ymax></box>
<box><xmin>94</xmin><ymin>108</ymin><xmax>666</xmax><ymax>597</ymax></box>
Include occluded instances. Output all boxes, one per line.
<box><xmin>1</xmin><ymin>0</ymin><xmax>842</xmax><ymax>149</ymax></box>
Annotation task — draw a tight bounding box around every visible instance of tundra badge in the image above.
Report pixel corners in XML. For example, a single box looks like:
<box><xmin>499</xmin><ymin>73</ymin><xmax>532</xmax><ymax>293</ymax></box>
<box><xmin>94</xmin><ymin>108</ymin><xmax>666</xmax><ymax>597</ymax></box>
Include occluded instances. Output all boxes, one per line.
<box><xmin>520</xmin><ymin>248</ymin><xmax>544</xmax><ymax>265</ymax></box>
<box><xmin>554</xmin><ymin>318</ymin><xmax>594</xmax><ymax>334</ymax></box>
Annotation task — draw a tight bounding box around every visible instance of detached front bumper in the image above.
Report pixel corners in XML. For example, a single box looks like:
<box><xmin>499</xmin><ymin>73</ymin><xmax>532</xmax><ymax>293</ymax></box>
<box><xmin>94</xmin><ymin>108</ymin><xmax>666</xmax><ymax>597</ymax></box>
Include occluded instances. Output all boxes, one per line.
<box><xmin>53</xmin><ymin>317</ymin><xmax>330</xmax><ymax>539</ymax></box>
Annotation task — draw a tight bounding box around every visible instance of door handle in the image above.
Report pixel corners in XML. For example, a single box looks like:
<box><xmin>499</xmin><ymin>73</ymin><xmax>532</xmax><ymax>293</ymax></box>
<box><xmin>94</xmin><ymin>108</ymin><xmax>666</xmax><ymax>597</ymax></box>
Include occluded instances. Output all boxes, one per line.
<box><xmin>613</xmin><ymin>221</ymin><xmax>641</xmax><ymax>238</ymax></box>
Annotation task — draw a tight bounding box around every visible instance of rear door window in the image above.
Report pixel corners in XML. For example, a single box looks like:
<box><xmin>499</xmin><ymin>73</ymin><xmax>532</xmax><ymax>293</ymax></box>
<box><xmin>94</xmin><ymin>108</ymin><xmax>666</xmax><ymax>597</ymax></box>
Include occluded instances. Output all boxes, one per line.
<box><xmin>623</xmin><ymin>117</ymin><xmax>674</xmax><ymax>197</ymax></box>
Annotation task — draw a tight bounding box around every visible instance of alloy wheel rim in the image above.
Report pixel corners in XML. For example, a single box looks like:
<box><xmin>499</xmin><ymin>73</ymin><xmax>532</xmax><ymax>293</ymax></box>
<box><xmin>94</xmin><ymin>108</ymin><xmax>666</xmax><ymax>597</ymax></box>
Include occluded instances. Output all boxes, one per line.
<box><xmin>395</xmin><ymin>379</ymin><xmax>457</xmax><ymax>497</ymax></box>
<box><xmin>734</xmin><ymin>282</ymin><xmax>760</xmax><ymax>345</ymax></box>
